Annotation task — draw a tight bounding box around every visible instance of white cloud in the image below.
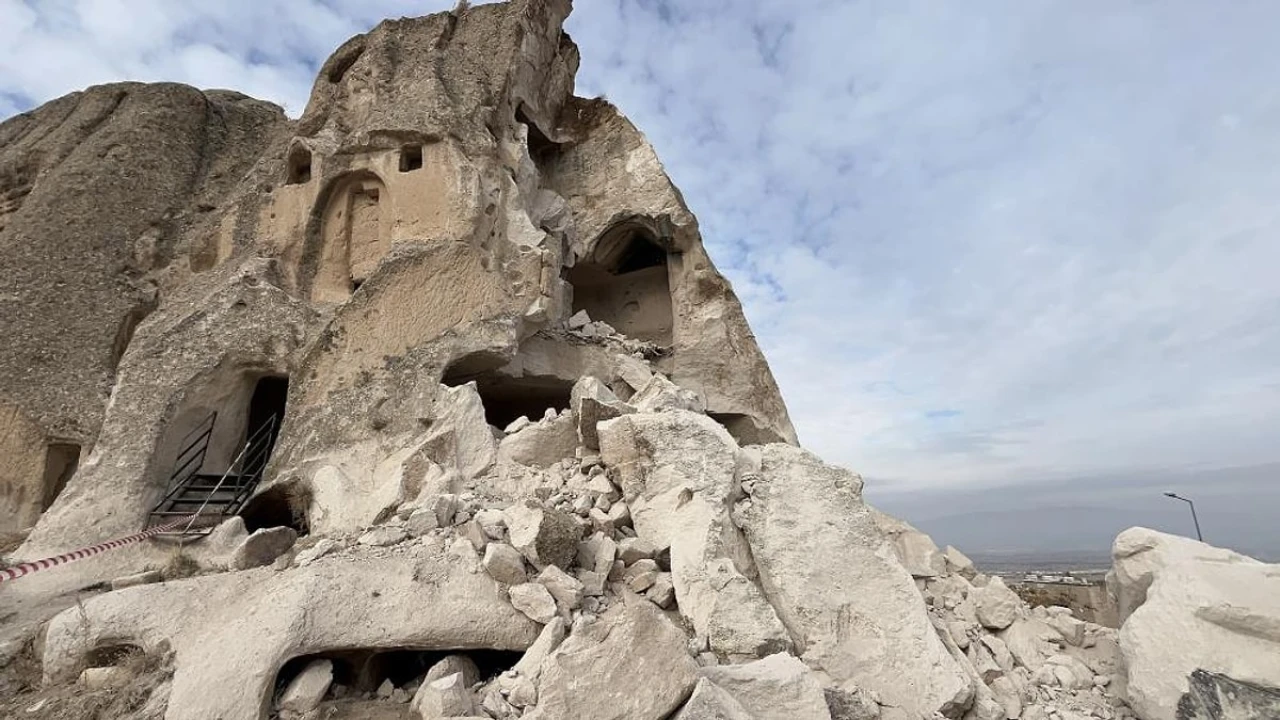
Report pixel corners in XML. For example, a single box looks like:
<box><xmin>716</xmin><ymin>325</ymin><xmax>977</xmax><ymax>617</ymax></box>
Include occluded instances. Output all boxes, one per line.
<box><xmin>4</xmin><ymin>0</ymin><xmax>1280</xmax><ymax>495</ymax></box>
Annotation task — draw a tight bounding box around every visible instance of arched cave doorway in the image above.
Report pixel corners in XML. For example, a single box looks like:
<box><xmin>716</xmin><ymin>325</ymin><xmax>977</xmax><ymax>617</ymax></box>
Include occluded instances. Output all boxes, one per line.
<box><xmin>566</xmin><ymin>222</ymin><xmax>674</xmax><ymax>346</ymax></box>
<box><xmin>313</xmin><ymin>172</ymin><xmax>391</xmax><ymax>302</ymax></box>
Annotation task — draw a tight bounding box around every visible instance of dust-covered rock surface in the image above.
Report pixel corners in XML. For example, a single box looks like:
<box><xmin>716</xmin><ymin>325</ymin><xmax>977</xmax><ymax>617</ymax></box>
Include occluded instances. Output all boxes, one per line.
<box><xmin>0</xmin><ymin>1</ymin><xmax>1275</xmax><ymax>719</ymax></box>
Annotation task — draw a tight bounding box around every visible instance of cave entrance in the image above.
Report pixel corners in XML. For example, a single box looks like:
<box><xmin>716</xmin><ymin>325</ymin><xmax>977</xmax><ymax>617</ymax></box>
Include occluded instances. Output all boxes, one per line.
<box><xmin>566</xmin><ymin>223</ymin><xmax>674</xmax><ymax>346</ymax></box>
<box><xmin>146</xmin><ymin>371</ymin><xmax>292</xmax><ymax>532</ymax></box>
<box><xmin>239</xmin><ymin>480</ymin><xmax>310</xmax><ymax>535</ymax></box>
<box><xmin>272</xmin><ymin>648</ymin><xmax>522</xmax><ymax>705</ymax></box>
<box><xmin>244</xmin><ymin>376</ymin><xmax>288</xmax><ymax>479</ymax></box>
<box><xmin>41</xmin><ymin>443</ymin><xmax>80</xmax><ymax>511</ymax></box>
<box><xmin>441</xmin><ymin>354</ymin><xmax>572</xmax><ymax>429</ymax></box>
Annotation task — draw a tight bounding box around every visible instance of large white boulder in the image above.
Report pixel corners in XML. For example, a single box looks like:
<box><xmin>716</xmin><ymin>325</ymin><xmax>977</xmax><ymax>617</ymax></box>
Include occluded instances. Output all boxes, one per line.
<box><xmin>420</xmin><ymin>382</ymin><xmax>499</xmax><ymax>484</ymax></box>
<box><xmin>276</xmin><ymin>660</ymin><xmax>333</xmax><ymax>718</ymax></box>
<box><xmin>870</xmin><ymin>509</ymin><xmax>946</xmax><ymax>579</ymax></box>
<box><xmin>229</xmin><ymin>526</ymin><xmax>298</xmax><ymax>570</ymax></box>
<box><xmin>1116</xmin><ymin>532</ymin><xmax>1280</xmax><ymax>720</ymax></box>
<box><xmin>998</xmin><ymin>618</ymin><xmax>1063</xmax><ymax>672</ymax></box>
<box><xmin>571</xmin><ymin>376</ymin><xmax>635</xmax><ymax>450</ymax></box>
<box><xmin>738</xmin><ymin>445</ymin><xmax>972</xmax><ymax>718</ymax></box>
<box><xmin>1109</xmin><ymin>526</ymin><xmax>1262</xmax><ymax>625</ymax></box>
<box><xmin>700</xmin><ymin>653</ymin><xmax>834</xmax><ymax>719</ymax></box>
<box><xmin>598</xmin><ymin>411</ymin><xmax>791</xmax><ymax>658</ymax></box>
<box><xmin>972</xmin><ymin>577</ymin><xmax>1022</xmax><ymax>630</ymax></box>
<box><xmin>498</xmin><ymin>411</ymin><xmax>579</xmax><ymax>468</ymax></box>
<box><xmin>529</xmin><ymin>594</ymin><xmax>700</xmax><ymax>720</ymax></box>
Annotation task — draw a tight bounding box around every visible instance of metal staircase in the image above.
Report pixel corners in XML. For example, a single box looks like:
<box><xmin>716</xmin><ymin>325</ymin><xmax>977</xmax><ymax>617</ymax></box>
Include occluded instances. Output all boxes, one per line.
<box><xmin>147</xmin><ymin>412</ymin><xmax>279</xmax><ymax>539</ymax></box>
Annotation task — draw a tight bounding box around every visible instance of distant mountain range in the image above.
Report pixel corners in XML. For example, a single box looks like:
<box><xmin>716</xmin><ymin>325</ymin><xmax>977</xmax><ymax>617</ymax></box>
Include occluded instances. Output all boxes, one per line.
<box><xmin>868</xmin><ymin>463</ymin><xmax>1280</xmax><ymax>562</ymax></box>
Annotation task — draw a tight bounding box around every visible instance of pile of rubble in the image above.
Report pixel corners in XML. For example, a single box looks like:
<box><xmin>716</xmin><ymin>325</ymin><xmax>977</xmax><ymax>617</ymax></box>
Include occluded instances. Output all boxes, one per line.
<box><xmin>33</xmin><ymin>371</ymin><xmax>1135</xmax><ymax>720</ymax></box>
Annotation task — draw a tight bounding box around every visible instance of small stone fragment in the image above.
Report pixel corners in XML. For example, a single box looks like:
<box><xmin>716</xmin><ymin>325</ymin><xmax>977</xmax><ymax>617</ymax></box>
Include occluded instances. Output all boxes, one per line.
<box><xmin>357</xmin><ymin>526</ymin><xmax>408</xmax><ymax>547</ymax></box>
<box><xmin>617</xmin><ymin>536</ymin><xmax>657</xmax><ymax>565</ymax></box>
<box><xmin>646</xmin><ymin>573</ymin><xmax>676</xmax><ymax>609</ymax></box>
<box><xmin>461</xmin><ymin>518</ymin><xmax>489</xmax><ymax>551</ymax></box>
<box><xmin>606</xmin><ymin>501</ymin><xmax>632</xmax><ymax>528</ymax></box>
<box><xmin>110</xmin><ymin>570</ymin><xmax>163</xmax><ymax>590</ymax></box>
<box><xmin>507</xmin><ymin>675</ymin><xmax>538</xmax><ymax>707</ymax></box>
<box><xmin>576</xmin><ymin>532</ymin><xmax>617</xmax><ymax>574</ymax></box>
<box><xmin>276</xmin><ymin>659</ymin><xmax>333</xmax><ymax>716</ymax></box>
<box><xmin>568</xmin><ymin>309</ymin><xmax>591</xmax><ymax>329</ymax></box>
<box><xmin>576</xmin><ymin>569</ymin><xmax>606</xmax><ymax>597</ymax></box>
<box><xmin>537</xmin><ymin>564</ymin><xmax>585</xmax><ymax>610</ymax></box>
<box><xmin>624</xmin><ymin>559</ymin><xmax>660</xmax><ymax>592</ymax></box>
<box><xmin>483</xmin><ymin>543</ymin><xmax>529</xmax><ymax>585</ymax></box>
<box><xmin>79</xmin><ymin>666</ymin><xmax>135</xmax><ymax>691</ymax></box>
<box><xmin>509</xmin><ymin>582</ymin><xmax>558</xmax><ymax>624</ymax></box>
<box><xmin>406</xmin><ymin>507</ymin><xmax>440</xmax><ymax>536</ymax></box>
<box><xmin>412</xmin><ymin>671</ymin><xmax>475</xmax><ymax>719</ymax></box>
<box><xmin>230</xmin><ymin>526</ymin><xmax>298</xmax><ymax>570</ymax></box>
<box><xmin>293</xmin><ymin>539</ymin><xmax>337</xmax><ymax>566</ymax></box>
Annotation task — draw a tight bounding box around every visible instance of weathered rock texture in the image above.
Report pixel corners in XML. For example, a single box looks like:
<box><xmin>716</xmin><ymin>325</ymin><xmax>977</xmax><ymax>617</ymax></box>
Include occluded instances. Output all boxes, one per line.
<box><xmin>0</xmin><ymin>86</ymin><xmax>286</xmax><ymax>532</ymax></box>
<box><xmin>0</xmin><ymin>3</ymin><xmax>1205</xmax><ymax>720</ymax></box>
<box><xmin>1110</xmin><ymin>528</ymin><xmax>1280</xmax><ymax>720</ymax></box>
<box><xmin>6</xmin><ymin>0</ymin><xmax>795</xmax><ymax>555</ymax></box>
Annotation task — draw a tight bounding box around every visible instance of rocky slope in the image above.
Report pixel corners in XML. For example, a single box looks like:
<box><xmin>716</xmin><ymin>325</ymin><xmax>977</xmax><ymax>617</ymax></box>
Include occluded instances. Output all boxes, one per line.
<box><xmin>0</xmin><ymin>2</ymin><xmax>1276</xmax><ymax>720</ymax></box>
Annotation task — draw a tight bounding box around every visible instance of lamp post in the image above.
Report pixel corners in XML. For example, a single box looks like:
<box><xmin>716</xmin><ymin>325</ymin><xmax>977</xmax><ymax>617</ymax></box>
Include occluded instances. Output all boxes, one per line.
<box><xmin>1163</xmin><ymin>492</ymin><xmax>1203</xmax><ymax>542</ymax></box>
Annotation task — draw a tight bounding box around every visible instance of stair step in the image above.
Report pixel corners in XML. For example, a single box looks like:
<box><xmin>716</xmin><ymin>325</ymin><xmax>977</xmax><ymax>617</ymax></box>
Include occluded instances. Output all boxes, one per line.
<box><xmin>174</xmin><ymin>491</ymin><xmax>241</xmax><ymax>499</ymax></box>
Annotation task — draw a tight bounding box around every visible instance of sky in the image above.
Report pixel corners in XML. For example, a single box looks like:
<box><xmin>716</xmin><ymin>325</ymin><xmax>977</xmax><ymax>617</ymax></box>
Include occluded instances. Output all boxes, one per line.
<box><xmin>3</xmin><ymin>0</ymin><xmax>1280</xmax><ymax>548</ymax></box>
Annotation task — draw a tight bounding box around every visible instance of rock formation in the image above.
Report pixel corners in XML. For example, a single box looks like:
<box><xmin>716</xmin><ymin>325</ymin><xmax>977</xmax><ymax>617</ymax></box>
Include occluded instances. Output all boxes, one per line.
<box><xmin>1108</xmin><ymin>528</ymin><xmax>1280</xmax><ymax>720</ymax></box>
<box><xmin>0</xmin><ymin>2</ymin><xmax>1274</xmax><ymax>720</ymax></box>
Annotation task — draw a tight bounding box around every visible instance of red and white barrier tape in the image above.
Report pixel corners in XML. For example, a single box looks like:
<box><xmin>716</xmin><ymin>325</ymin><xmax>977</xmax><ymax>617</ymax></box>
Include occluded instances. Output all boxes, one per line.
<box><xmin>0</xmin><ymin>516</ymin><xmax>205</xmax><ymax>584</ymax></box>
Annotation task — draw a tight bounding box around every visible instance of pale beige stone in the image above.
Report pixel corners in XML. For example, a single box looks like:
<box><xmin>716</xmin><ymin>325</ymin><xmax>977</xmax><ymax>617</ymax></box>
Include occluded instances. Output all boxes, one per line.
<box><xmin>739</xmin><ymin>444</ymin><xmax>971</xmax><ymax>718</ymax></box>
<box><xmin>534</xmin><ymin>594</ymin><xmax>699</xmax><ymax>720</ymax></box>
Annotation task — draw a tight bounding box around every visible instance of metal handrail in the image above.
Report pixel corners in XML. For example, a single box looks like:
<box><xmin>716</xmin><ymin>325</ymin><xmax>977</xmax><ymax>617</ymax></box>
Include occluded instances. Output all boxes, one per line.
<box><xmin>151</xmin><ymin>412</ymin><xmax>218</xmax><ymax>510</ymax></box>
<box><xmin>174</xmin><ymin>412</ymin><xmax>217</xmax><ymax>451</ymax></box>
<box><xmin>180</xmin><ymin>414</ymin><xmax>277</xmax><ymax>535</ymax></box>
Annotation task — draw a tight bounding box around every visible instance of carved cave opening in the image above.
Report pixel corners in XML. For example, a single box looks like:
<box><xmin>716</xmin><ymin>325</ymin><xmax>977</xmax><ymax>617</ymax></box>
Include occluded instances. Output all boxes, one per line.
<box><xmin>239</xmin><ymin>480</ymin><xmax>311</xmax><ymax>536</ymax></box>
<box><xmin>272</xmin><ymin>648</ymin><xmax>521</xmax><ymax>701</ymax></box>
<box><xmin>84</xmin><ymin>643</ymin><xmax>145</xmax><ymax>671</ymax></box>
<box><xmin>41</xmin><ymin>443</ymin><xmax>80</xmax><ymax>511</ymax></box>
<box><xmin>516</xmin><ymin>105</ymin><xmax>560</xmax><ymax>167</ymax></box>
<box><xmin>399</xmin><ymin>145</ymin><xmax>423</xmax><ymax>172</ymax></box>
<box><xmin>441</xmin><ymin>353</ymin><xmax>572</xmax><ymax>429</ymax></box>
<box><xmin>152</xmin><ymin>371</ymin><xmax>289</xmax><ymax>496</ymax></box>
<box><xmin>566</xmin><ymin>224</ymin><xmax>674</xmax><ymax>346</ymax></box>
<box><xmin>244</xmin><ymin>376</ymin><xmax>288</xmax><ymax>479</ymax></box>
<box><xmin>287</xmin><ymin>147</ymin><xmax>313</xmax><ymax>185</ymax></box>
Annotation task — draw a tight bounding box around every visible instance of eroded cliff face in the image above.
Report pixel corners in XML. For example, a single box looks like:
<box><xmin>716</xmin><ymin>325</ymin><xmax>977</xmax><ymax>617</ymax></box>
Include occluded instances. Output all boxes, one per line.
<box><xmin>4</xmin><ymin>0</ymin><xmax>795</xmax><ymax>556</ymax></box>
<box><xmin>0</xmin><ymin>84</ymin><xmax>288</xmax><ymax>532</ymax></box>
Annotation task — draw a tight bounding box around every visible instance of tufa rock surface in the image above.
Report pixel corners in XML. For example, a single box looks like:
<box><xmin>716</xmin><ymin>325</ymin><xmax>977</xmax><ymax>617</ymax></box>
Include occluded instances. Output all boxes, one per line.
<box><xmin>2</xmin><ymin>3</ymin><xmax>1271</xmax><ymax>720</ymax></box>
